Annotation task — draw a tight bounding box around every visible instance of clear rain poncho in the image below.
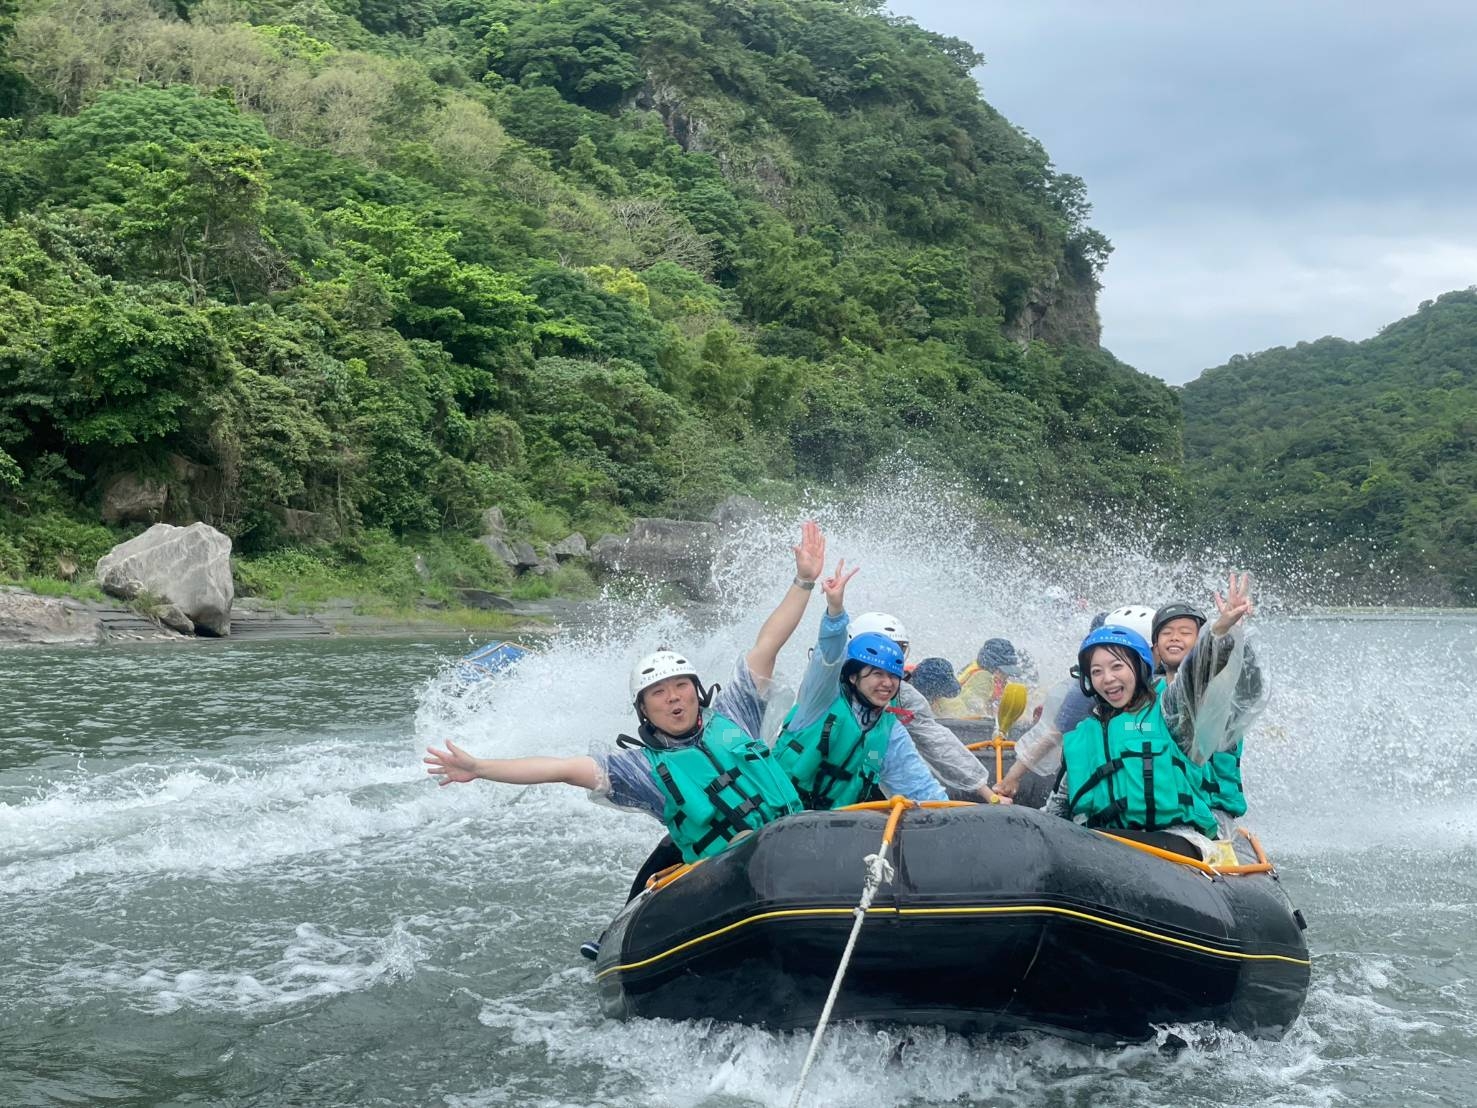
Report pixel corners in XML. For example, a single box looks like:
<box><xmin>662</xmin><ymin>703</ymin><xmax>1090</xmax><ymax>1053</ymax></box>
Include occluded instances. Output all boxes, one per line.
<box><xmin>1043</xmin><ymin>622</ymin><xmax>1270</xmax><ymax>846</ymax></box>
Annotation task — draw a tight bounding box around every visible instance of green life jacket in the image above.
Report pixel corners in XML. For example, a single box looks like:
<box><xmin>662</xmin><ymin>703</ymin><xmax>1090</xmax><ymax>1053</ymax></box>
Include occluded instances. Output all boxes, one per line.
<box><xmin>1201</xmin><ymin>739</ymin><xmax>1247</xmax><ymax>817</ymax></box>
<box><xmin>775</xmin><ymin>693</ymin><xmax>891</xmax><ymax>810</ymax></box>
<box><xmin>641</xmin><ymin>711</ymin><xmax>803</xmax><ymax>863</ymax></box>
<box><xmin>1062</xmin><ymin>694</ymin><xmax>1217</xmax><ymax>838</ymax></box>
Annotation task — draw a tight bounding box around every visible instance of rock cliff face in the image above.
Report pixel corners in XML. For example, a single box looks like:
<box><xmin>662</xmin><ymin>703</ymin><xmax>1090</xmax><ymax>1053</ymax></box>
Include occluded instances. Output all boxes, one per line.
<box><xmin>1003</xmin><ymin>267</ymin><xmax>1103</xmax><ymax>349</ymax></box>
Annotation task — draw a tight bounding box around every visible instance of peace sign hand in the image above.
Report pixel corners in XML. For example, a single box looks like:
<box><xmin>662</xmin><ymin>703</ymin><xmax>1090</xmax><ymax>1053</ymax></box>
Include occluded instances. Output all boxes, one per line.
<box><xmin>821</xmin><ymin>558</ymin><xmax>859</xmax><ymax>616</ymax></box>
<box><xmin>1211</xmin><ymin>571</ymin><xmax>1255</xmax><ymax>636</ymax></box>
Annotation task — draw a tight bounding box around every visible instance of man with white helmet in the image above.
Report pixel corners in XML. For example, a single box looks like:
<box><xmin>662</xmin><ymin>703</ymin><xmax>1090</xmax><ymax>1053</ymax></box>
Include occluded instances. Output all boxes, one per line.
<box><xmin>847</xmin><ymin>611</ymin><xmax>1006</xmax><ymax>803</ymax></box>
<box><xmin>424</xmin><ymin>521</ymin><xmax>828</xmax><ymax>871</ymax></box>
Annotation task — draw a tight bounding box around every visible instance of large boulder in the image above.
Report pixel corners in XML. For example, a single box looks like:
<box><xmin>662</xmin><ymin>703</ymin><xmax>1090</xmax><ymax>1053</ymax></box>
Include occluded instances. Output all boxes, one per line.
<box><xmin>591</xmin><ymin>518</ymin><xmax>717</xmax><ymax>600</ymax></box>
<box><xmin>0</xmin><ymin>588</ymin><xmax>102</xmax><ymax>646</ymax></box>
<box><xmin>100</xmin><ymin>473</ymin><xmax>168</xmax><ymax>525</ymax></box>
<box><xmin>95</xmin><ymin>523</ymin><xmax>234</xmax><ymax>636</ymax></box>
<box><xmin>551</xmin><ymin>532</ymin><xmax>589</xmax><ymax>561</ymax></box>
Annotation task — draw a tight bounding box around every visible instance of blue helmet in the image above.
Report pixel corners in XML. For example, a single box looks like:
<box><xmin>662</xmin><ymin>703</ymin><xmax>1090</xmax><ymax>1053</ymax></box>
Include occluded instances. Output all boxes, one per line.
<box><xmin>844</xmin><ymin>632</ymin><xmax>907</xmax><ymax>679</ymax></box>
<box><xmin>1074</xmin><ymin>625</ymin><xmax>1153</xmax><ymax>698</ymax></box>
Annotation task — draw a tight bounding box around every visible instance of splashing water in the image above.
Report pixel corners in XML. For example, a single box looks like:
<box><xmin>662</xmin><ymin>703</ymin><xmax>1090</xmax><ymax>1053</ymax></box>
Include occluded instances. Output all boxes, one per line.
<box><xmin>3</xmin><ymin>485</ymin><xmax>1475</xmax><ymax>1105</ymax></box>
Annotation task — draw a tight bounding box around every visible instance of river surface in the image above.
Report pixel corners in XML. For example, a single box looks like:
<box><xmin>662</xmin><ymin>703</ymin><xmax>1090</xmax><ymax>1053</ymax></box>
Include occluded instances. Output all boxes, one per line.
<box><xmin>3</xmin><ymin>511</ymin><xmax>1476</xmax><ymax>1107</ymax></box>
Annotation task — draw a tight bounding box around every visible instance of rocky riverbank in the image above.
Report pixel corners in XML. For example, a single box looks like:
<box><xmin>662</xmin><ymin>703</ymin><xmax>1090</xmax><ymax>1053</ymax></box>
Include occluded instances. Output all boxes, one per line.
<box><xmin>0</xmin><ymin>587</ymin><xmax>594</xmax><ymax>648</ymax></box>
<box><xmin>2</xmin><ymin>493</ymin><xmax>770</xmax><ymax>648</ymax></box>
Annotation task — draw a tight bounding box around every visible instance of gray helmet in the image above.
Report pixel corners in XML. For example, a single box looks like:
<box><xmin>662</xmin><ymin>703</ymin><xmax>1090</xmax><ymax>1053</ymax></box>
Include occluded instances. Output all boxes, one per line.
<box><xmin>1151</xmin><ymin>602</ymin><xmax>1206</xmax><ymax>643</ymax></box>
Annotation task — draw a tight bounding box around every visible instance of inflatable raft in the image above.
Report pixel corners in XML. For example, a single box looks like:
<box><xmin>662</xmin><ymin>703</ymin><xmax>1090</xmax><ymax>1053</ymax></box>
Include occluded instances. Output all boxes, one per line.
<box><xmin>594</xmin><ymin>803</ymin><xmax>1309</xmax><ymax>1044</ymax></box>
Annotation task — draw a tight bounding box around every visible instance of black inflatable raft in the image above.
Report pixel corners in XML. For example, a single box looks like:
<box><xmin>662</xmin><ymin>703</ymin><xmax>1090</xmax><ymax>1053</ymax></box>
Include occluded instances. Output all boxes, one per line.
<box><xmin>594</xmin><ymin>804</ymin><xmax>1309</xmax><ymax>1044</ymax></box>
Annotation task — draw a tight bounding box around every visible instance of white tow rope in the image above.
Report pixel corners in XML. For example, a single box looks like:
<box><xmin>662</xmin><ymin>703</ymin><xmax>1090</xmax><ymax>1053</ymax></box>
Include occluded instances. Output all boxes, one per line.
<box><xmin>788</xmin><ymin>801</ymin><xmax>906</xmax><ymax>1108</ymax></box>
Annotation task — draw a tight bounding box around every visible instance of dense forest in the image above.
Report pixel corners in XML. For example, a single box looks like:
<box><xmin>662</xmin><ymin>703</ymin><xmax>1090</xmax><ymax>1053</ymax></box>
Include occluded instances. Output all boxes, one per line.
<box><xmin>1181</xmin><ymin>289</ymin><xmax>1477</xmax><ymax>602</ymax></box>
<box><xmin>0</xmin><ymin>0</ymin><xmax>1181</xmax><ymax>597</ymax></box>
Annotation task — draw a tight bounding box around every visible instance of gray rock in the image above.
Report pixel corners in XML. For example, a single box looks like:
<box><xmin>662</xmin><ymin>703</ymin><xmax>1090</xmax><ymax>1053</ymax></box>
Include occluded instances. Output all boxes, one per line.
<box><xmin>513</xmin><ymin>541</ymin><xmax>540</xmax><ymax>571</ymax></box>
<box><xmin>455</xmin><ymin>588</ymin><xmax>515</xmax><ymax>611</ymax></box>
<box><xmin>95</xmin><ymin>522</ymin><xmax>235</xmax><ymax>637</ymax></box>
<box><xmin>100</xmin><ymin>473</ymin><xmax>168</xmax><ymax>526</ymax></box>
<box><xmin>590</xmin><ymin>518</ymin><xmax>717</xmax><ymax>599</ymax></box>
<box><xmin>710</xmin><ymin>495</ymin><xmax>765</xmax><ymax>530</ymax></box>
<box><xmin>479</xmin><ymin>507</ymin><xmax>507</xmax><ymax>537</ymax></box>
<box><xmin>531</xmin><ymin>553</ymin><xmax>561</xmax><ymax>577</ymax></box>
<box><xmin>550</xmin><ymin>532</ymin><xmax>588</xmax><ymax>561</ymax></box>
<box><xmin>156</xmin><ymin>602</ymin><xmax>196</xmax><ymax>635</ymax></box>
<box><xmin>0</xmin><ymin>588</ymin><xmax>102</xmax><ymax>646</ymax></box>
<box><xmin>477</xmin><ymin>535</ymin><xmax>517</xmax><ymax>566</ymax></box>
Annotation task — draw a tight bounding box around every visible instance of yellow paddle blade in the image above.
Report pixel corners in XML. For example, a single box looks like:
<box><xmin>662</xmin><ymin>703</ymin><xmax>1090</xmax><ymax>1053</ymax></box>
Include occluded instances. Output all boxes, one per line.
<box><xmin>996</xmin><ymin>682</ymin><xmax>1029</xmax><ymax>735</ymax></box>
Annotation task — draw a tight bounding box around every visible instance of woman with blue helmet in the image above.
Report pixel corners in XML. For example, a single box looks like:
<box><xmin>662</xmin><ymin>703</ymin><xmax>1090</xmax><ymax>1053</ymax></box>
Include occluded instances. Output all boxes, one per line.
<box><xmin>774</xmin><ymin>560</ymin><xmax>947</xmax><ymax>809</ymax></box>
<box><xmin>1048</xmin><ymin>574</ymin><xmax>1265</xmax><ymax>860</ymax></box>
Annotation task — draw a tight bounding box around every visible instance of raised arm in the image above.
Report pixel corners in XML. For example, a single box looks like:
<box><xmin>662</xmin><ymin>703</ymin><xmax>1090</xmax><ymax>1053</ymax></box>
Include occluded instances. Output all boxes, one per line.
<box><xmin>787</xmin><ymin>558</ymin><xmax>860</xmax><ymax>731</ymax></box>
<box><xmin>425</xmin><ymin>740</ymin><xmax>600</xmax><ymax>790</ymax></box>
<box><xmin>1162</xmin><ymin>573</ymin><xmax>1269</xmax><ymax>762</ymax></box>
<box><xmin>746</xmin><ymin>520</ymin><xmax>825</xmax><ymax>687</ymax></box>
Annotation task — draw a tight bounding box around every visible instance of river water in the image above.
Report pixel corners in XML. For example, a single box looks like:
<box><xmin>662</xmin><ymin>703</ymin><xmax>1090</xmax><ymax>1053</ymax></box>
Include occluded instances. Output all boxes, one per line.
<box><xmin>3</xmin><ymin>505</ymin><xmax>1475</xmax><ymax>1107</ymax></box>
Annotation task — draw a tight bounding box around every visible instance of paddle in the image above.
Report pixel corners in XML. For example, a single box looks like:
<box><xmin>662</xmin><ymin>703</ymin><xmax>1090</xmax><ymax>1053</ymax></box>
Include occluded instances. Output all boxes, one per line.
<box><xmin>992</xmin><ymin>681</ymin><xmax>1029</xmax><ymax>783</ymax></box>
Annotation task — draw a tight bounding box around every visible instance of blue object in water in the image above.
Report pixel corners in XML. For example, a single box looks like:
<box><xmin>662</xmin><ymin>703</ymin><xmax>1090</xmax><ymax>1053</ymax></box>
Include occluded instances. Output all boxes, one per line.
<box><xmin>458</xmin><ymin>640</ymin><xmax>530</xmax><ymax>681</ymax></box>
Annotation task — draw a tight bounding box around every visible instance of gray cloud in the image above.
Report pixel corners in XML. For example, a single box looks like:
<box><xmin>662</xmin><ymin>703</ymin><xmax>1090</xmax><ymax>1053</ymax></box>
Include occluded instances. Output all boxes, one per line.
<box><xmin>889</xmin><ymin>0</ymin><xmax>1477</xmax><ymax>382</ymax></box>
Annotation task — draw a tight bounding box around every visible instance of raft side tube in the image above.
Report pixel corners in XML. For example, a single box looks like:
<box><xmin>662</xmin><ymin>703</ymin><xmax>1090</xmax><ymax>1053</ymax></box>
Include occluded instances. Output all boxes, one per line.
<box><xmin>595</xmin><ymin>805</ymin><xmax>1309</xmax><ymax>1041</ymax></box>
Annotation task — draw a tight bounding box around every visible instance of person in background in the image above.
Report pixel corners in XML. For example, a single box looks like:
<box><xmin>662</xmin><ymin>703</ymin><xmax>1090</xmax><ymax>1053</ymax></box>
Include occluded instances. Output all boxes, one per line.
<box><xmin>933</xmin><ymin>637</ymin><xmax>1027</xmax><ymax>720</ymax></box>
<box><xmin>907</xmin><ymin>656</ymin><xmax>961</xmax><ymax>707</ymax></box>
<box><xmin>849</xmin><ymin>614</ymin><xmax>1005</xmax><ymax>804</ymax></box>
<box><xmin>774</xmin><ymin>573</ymin><xmax>949</xmax><ymax>808</ymax></box>
<box><xmin>996</xmin><ymin>611</ymin><xmax>1113</xmax><ymax>799</ymax></box>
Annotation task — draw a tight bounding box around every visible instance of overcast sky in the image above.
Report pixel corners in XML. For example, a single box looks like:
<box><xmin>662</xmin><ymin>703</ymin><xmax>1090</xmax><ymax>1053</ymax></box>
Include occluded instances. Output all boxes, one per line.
<box><xmin>889</xmin><ymin>1</ymin><xmax>1477</xmax><ymax>384</ymax></box>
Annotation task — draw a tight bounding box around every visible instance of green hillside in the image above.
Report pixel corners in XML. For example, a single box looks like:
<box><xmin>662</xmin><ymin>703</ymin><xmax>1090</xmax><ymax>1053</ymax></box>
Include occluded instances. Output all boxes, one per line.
<box><xmin>1181</xmin><ymin>289</ymin><xmax>1477</xmax><ymax>602</ymax></box>
<box><xmin>0</xmin><ymin>0</ymin><xmax>1180</xmax><ymax>594</ymax></box>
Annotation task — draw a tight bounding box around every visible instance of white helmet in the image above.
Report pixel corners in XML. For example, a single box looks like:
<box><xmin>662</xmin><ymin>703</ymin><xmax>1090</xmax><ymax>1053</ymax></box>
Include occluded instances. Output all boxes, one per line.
<box><xmin>629</xmin><ymin>649</ymin><xmax>700</xmax><ymax>704</ymax></box>
<box><xmin>1104</xmin><ymin>604</ymin><xmax>1154</xmax><ymax>643</ymax></box>
<box><xmin>847</xmin><ymin>611</ymin><xmax>910</xmax><ymax>655</ymax></box>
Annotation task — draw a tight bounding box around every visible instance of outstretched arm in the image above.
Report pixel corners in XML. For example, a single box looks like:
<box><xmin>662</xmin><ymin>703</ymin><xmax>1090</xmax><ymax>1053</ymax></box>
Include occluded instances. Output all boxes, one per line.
<box><xmin>424</xmin><ymin>741</ymin><xmax>600</xmax><ymax>790</ymax></box>
<box><xmin>746</xmin><ymin>520</ymin><xmax>825</xmax><ymax>686</ymax></box>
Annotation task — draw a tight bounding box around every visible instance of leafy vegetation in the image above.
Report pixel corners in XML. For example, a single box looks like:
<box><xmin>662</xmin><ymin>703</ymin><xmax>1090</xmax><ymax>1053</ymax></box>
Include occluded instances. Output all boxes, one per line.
<box><xmin>1181</xmin><ymin>289</ymin><xmax>1477</xmax><ymax>602</ymax></box>
<box><xmin>0</xmin><ymin>0</ymin><xmax>1179</xmax><ymax>600</ymax></box>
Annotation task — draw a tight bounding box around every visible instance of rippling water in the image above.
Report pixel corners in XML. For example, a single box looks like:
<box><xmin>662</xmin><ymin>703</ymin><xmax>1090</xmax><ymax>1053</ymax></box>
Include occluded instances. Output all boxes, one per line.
<box><xmin>3</xmin><ymin>501</ymin><xmax>1475</xmax><ymax>1106</ymax></box>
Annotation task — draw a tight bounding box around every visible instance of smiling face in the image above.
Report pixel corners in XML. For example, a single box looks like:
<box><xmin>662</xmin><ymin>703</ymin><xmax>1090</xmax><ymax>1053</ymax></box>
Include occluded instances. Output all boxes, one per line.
<box><xmin>851</xmin><ymin>665</ymin><xmax>901</xmax><ymax>709</ymax></box>
<box><xmin>639</xmin><ymin>674</ymin><xmax>701</xmax><ymax>735</ymax></box>
<box><xmin>1154</xmin><ymin>616</ymin><xmax>1201</xmax><ymax>673</ymax></box>
<box><xmin>1087</xmin><ymin>646</ymin><xmax>1141</xmax><ymax>710</ymax></box>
